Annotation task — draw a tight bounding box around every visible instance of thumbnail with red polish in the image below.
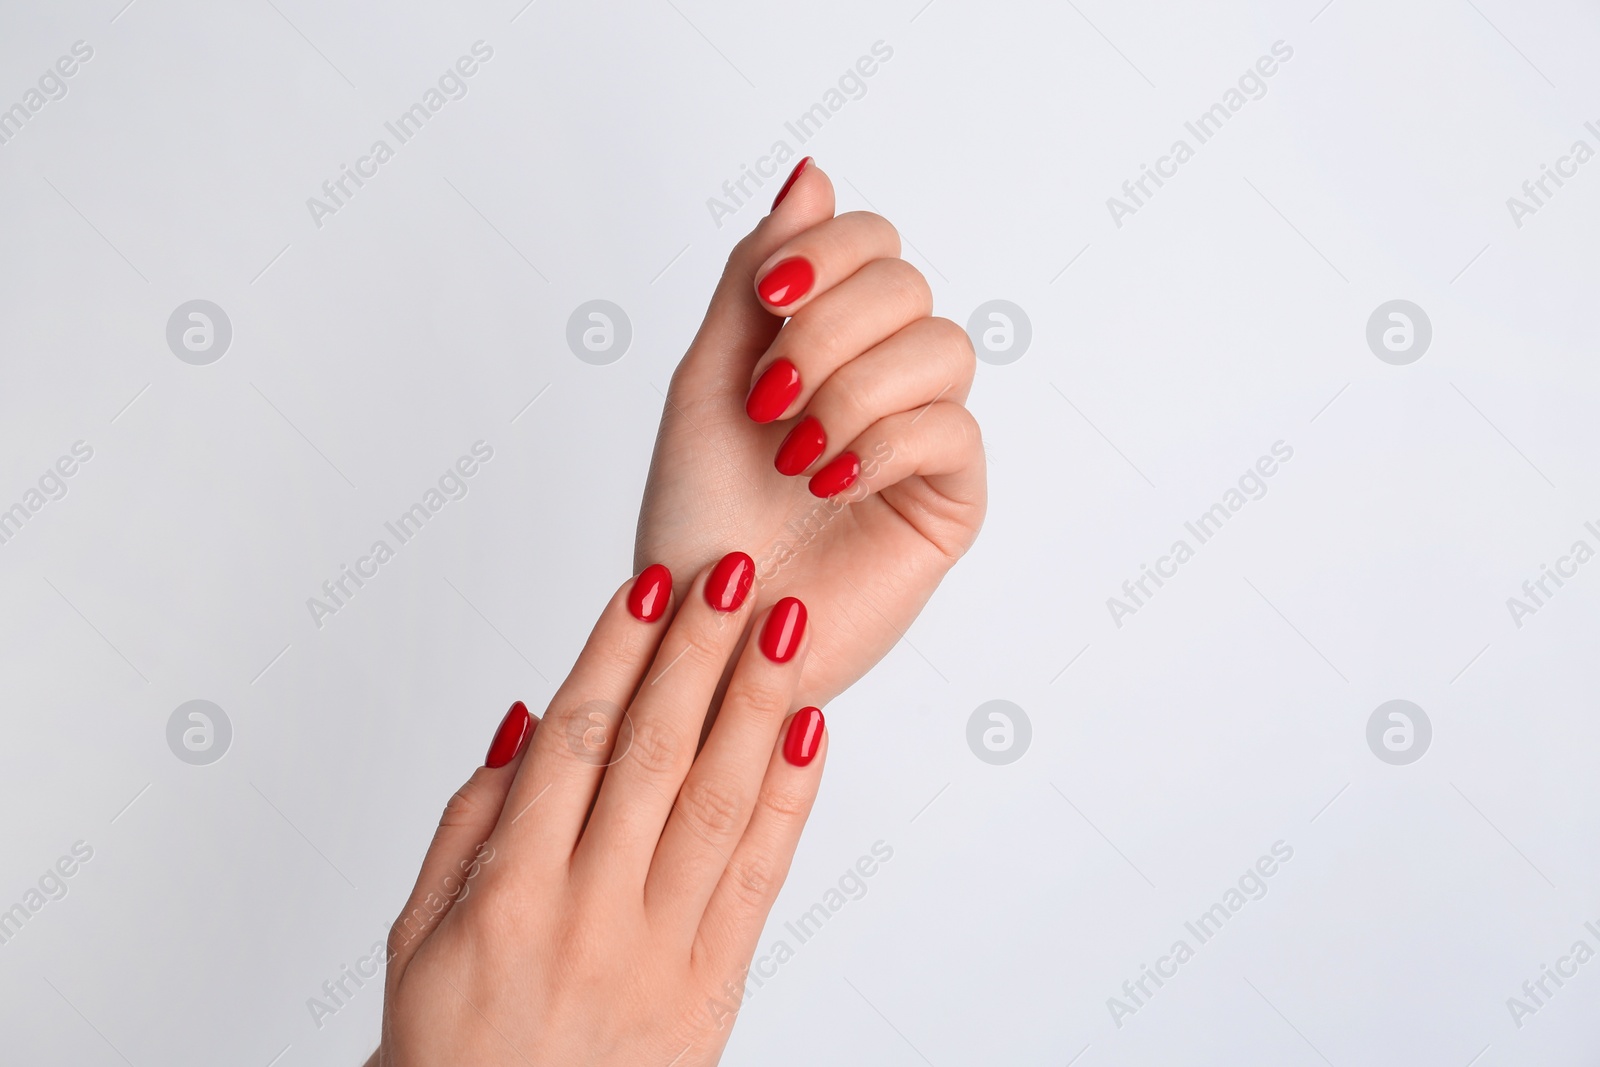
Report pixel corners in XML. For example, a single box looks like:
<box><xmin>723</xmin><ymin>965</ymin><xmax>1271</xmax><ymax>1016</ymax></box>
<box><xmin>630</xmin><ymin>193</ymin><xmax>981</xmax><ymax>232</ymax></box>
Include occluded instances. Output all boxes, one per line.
<box><xmin>774</xmin><ymin>416</ymin><xmax>826</xmax><ymax>475</ymax></box>
<box><xmin>783</xmin><ymin>707</ymin><xmax>825</xmax><ymax>766</ymax></box>
<box><xmin>485</xmin><ymin>700</ymin><xmax>532</xmax><ymax>768</ymax></box>
<box><xmin>808</xmin><ymin>452</ymin><xmax>860</xmax><ymax>498</ymax></box>
<box><xmin>757</xmin><ymin>258</ymin><xmax>814</xmax><ymax>307</ymax></box>
<box><xmin>771</xmin><ymin>156</ymin><xmax>811</xmax><ymax>210</ymax></box>
<box><xmin>704</xmin><ymin>551</ymin><xmax>755</xmax><ymax>612</ymax></box>
<box><xmin>627</xmin><ymin>563</ymin><xmax>672</xmax><ymax>622</ymax></box>
<box><xmin>745</xmin><ymin>358</ymin><xmax>802</xmax><ymax>423</ymax></box>
<box><xmin>759</xmin><ymin>597</ymin><xmax>808</xmax><ymax>663</ymax></box>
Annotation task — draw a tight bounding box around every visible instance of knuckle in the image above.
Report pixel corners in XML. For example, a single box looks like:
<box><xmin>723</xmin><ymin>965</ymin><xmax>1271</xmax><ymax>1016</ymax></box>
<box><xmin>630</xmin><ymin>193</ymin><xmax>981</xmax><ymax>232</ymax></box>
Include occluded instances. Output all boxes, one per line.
<box><xmin>724</xmin><ymin>853</ymin><xmax>785</xmax><ymax>912</ymax></box>
<box><xmin>727</xmin><ymin>226</ymin><xmax>770</xmax><ymax>276</ymax></box>
<box><xmin>879</xmin><ymin>258</ymin><xmax>932</xmax><ymax>313</ymax></box>
<box><xmin>756</xmin><ymin>780</ymin><xmax>813</xmax><ymax>821</ymax></box>
<box><xmin>676</xmin><ymin>774</ymin><xmax>749</xmax><ymax>840</ymax></box>
<box><xmin>788</xmin><ymin>309</ymin><xmax>848</xmax><ymax>366</ymax></box>
<box><xmin>822</xmin><ymin>360</ymin><xmax>879</xmax><ymax>427</ymax></box>
<box><xmin>624</xmin><ymin>718</ymin><xmax>684</xmax><ymax>778</ymax></box>
<box><xmin>930</xmin><ymin>315</ymin><xmax>976</xmax><ymax>365</ymax></box>
<box><xmin>437</xmin><ymin>770</ymin><xmax>494</xmax><ymax>830</ymax></box>
<box><xmin>736</xmin><ymin>681</ymin><xmax>794</xmax><ymax>723</ymax></box>
<box><xmin>840</xmin><ymin>210</ymin><xmax>900</xmax><ymax>250</ymax></box>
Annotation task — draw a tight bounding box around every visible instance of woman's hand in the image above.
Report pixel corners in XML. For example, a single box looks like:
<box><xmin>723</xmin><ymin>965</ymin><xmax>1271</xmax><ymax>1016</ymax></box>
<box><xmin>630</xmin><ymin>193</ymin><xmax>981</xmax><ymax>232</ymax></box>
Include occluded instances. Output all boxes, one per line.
<box><xmin>637</xmin><ymin>159</ymin><xmax>985</xmax><ymax>707</ymax></box>
<box><xmin>373</xmin><ymin>554</ymin><xmax>825</xmax><ymax>1066</ymax></box>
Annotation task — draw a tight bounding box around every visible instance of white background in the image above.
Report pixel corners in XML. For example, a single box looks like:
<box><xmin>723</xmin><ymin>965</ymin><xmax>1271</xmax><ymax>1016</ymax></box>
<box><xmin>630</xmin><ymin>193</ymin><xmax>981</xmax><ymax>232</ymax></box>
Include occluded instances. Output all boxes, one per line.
<box><xmin>2</xmin><ymin>0</ymin><xmax>1599</xmax><ymax>1064</ymax></box>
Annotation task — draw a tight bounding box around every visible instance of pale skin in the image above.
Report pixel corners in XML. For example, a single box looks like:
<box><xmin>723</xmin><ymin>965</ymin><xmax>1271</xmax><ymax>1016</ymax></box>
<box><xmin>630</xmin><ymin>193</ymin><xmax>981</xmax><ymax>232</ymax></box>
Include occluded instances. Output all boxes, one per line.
<box><xmin>637</xmin><ymin>159</ymin><xmax>986</xmax><ymax>706</ymax></box>
<box><xmin>370</xmin><ymin>160</ymin><xmax>985</xmax><ymax>1062</ymax></box>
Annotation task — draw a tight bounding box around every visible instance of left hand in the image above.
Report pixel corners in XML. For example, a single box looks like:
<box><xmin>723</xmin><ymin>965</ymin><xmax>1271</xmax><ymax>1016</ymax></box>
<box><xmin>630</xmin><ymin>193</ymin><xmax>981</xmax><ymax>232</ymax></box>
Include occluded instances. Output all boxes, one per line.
<box><xmin>373</xmin><ymin>555</ymin><xmax>826</xmax><ymax>1066</ymax></box>
<box><xmin>637</xmin><ymin>159</ymin><xmax>986</xmax><ymax>707</ymax></box>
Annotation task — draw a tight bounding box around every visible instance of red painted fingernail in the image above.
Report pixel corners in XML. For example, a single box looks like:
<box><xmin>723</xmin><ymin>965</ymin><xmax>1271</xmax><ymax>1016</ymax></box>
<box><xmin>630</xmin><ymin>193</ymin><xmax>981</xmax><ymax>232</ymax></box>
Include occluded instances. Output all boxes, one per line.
<box><xmin>745</xmin><ymin>358</ymin><xmax>802</xmax><ymax>424</ymax></box>
<box><xmin>485</xmin><ymin>701</ymin><xmax>532</xmax><ymax>768</ymax></box>
<box><xmin>770</xmin><ymin>156</ymin><xmax>811</xmax><ymax>210</ymax></box>
<box><xmin>774</xmin><ymin>416</ymin><xmax>827</xmax><ymax>475</ymax></box>
<box><xmin>757</xmin><ymin>258</ymin><xmax>814</xmax><ymax>307</ymax></box>
<box><xmin>783</xmin><ymin>706</ymin><xmax>825</xmax><ymax>766</ymax></box>
<box><xmin>808</xmin><ymin>452</ymin><xmax>859</xmax><ymax>498</ymax></box>
<box><xmin>627</xmin><ymin>563</ymin><xmax>672</xmax><ymax>622</ymax></box>
<box><xmin>759</xmin><ymin>597</ymin><xmax>808</xmax><ymax>663</ymax></box>
<box><xmin>704</xmin><ymin>550</ymin><xmax>755</xmax><ymax>612</ymax></box>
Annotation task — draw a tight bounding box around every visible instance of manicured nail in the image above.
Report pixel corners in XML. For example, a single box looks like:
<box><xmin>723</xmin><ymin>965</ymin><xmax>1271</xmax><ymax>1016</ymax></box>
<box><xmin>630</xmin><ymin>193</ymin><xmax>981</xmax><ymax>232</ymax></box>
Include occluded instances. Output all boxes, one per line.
<box><xmin>759</xmin><ymin>597</ymin><xmax>808</xmax><ymax>663</ymax></box>
<box><xmin>627</xmin><ymin>563</ymin><xmax>672</xmax><ymax>622</ymax></box>
<box><xmin>485</xmin><ymin>701</ymin><xmax>533</xmax><ymax>768</ymax></box>
<box><xmin>783</xmin><ymin>706</ymin><xmax>825</xmax><ymax>766</ymax></box>
<box><xmin>774</xmin><ymin>416</ymin><xmax>827</xmax><ymax>475</ymax></box>
<box><xmin>808</xmin><ymin>452</ymin><xmax>860</xmax><ymax>498</ymax></box>
<box><xmin>745</xmin><ymin>358</ymin><xmax>802</xmax><ymax>424</ymax></box>
<box><xmin>770</xmin><ymin>156</ymin><xmax>811</xmax><ymax>210</ymax></box>
<box><xmin>704</xmin><ymin>550</ymin><xmax>755</xmax><ymax>612</ymax></box>
<box><xmin>757</xmin><ymin>258</ymin><xmax>814</xmax><ymax>307</ymax></box>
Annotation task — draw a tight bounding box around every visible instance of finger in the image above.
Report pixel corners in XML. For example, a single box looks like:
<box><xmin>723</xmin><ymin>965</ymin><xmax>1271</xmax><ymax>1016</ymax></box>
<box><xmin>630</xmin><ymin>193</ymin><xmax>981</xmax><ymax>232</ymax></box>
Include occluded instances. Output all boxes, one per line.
<box><xmin>487</xmin><ymin>565</ymin><xmax>677</xmax><ymax>872</ymax></box>
<box><xmin>572</xmin><ymin>550</ymin><xmax>759</xmax><ymax>891</ymax></box>
<box><xmin>807</xmin><ymin>402</ymin><xmax>986</xmax><ymax>558</ymax></box>
<box><xmin>670</xmin><ymin>159</ymin><xmax>834</xmax><ymax>398</ymax></box>
<box><xmin>743</xmin><ymin>258</ymin><xmax>932</xmax><ymax>425</ymax></box>
<box><xmin>751</xmin><ymin>210</ymin><xmax>901</xmax><ymax>317</ymax></box>
<box><xmin>645</xmin><ymin>596</ymin><xmax>809</xmax><ymax>941</ymax></box>
<box><xmin>694</xmin><ymin>707</ymin><xmax>826</xmax><ymax>974</ymax></box>
<box><xmin>773</xmin><ymin>316</ymin><xmax>976</xmax><ymax>477</ymax></box>
<box><xmin>385</xmin><ymin>701</ymin><xmax>534</xmax><ymax>981</ymax></box>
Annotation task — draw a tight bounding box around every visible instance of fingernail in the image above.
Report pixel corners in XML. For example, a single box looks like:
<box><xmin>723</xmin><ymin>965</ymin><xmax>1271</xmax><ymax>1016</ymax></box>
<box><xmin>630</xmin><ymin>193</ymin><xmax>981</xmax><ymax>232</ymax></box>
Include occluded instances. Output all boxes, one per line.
<box><xmin>757</xmin><ymin>258</ymin><xmax>814</xmax><ymax>307</ymax></box>
<box><xmin>783</xmin><ymin>706</ymin><xmax>825</xmax><ymax>766</ymax></box>
<box><xmin>704</xmin><ymin>550</ymin><xmax>755</xmax><ymax>612</ymax></box>
<box><xmin>770</xmin><ymin>156</ymin><xmax>811</xmax><ymax>210</ymax></box>
<box><xmin>808</xmin><ymin>452</ymin><xmax>860</xmax><ymax>498</ymax></box>
<box><xmin>759</xmin><ymin>597</ymin><xmax>808</xmax><ymax>663</ymax></box>
<box><xmin>627</xmin><ymin>563</ymin><xmax>672</xmax><ymax>622</ymax></box>
<box><xmin>745</xmin><ymin>358</ymin><xmax>802</xmax><ymax>423</ymax></box>
<box><xmin>774</xmin><ymin>415</ymin><xmax>827</xmax><ymax>475</ymax></box>
<box><xmin>485</xmin><ymin>701</ymin><xmax>533</xmax><ymax>768</ymax></box>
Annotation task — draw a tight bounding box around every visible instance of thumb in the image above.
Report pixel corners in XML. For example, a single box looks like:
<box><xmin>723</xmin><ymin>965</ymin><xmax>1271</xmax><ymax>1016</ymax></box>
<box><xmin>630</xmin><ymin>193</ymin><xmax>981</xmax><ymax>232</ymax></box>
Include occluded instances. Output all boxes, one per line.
<box><xmin>672</xmin><ymin>158</ymin><xmax>835</xmax><ymax>399</ymax></box>
<box><xmin>383</xmin><ymin>701</ymin><xmax>534</xmax><ymax>982</ymax></box>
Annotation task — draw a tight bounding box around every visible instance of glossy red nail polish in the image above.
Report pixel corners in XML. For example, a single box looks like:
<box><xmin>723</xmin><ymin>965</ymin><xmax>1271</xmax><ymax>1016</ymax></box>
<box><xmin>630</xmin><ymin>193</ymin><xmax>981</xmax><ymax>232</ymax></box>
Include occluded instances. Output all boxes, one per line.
<box><xmin>759</xmin><ymin>597</ymin><xmax>808</xmax><ymax>663</ymax></box>
<box><xmin>774</xmin><ymin>416</ymin><xmax>826</xmax><ymax>475</ymax></box>
<box><xmin>704</xmin><ymin>551</ymin><xmax>755</xmax><ymax>612</ymax></box>
<box><xmin>770</xmin><ymin>156</ymin><xmax>811</xmax><ymax>210</ymax></box>
<box><xmin>485</xmin><ymin>700</ymin><xmax>532</xmax><ymax>768</ymax></box>
<box><xmin>757</xmin><ymin>258</ymin><xmax>814</xmax><ymax>307</ymax></box>
<box><xmin>808</xmin><ymin>452</ymin><xmax>860</xmax><ymax>498</ymax></box>
<box><xmin>745</xmin><ymin>358</ymin><xmax>802</xmax><ymax>424</ymax></box>
<box><xmin>783</xmin><ymin>706</ymin><xmax>825</xmax><ymax>766</ymax></box>
<box><xmin>627</xmin><ymin>563</ymin><xmax>672</xmax><ymax>622</ymax></box>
